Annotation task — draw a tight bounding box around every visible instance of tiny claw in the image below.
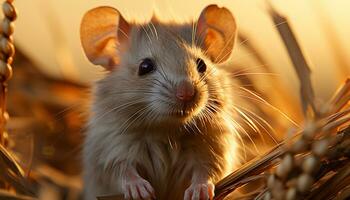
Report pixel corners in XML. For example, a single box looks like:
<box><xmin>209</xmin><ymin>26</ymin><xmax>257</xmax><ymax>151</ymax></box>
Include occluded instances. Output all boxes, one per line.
<box><xmin>122</xmin><ymin>176</ymin><xmax>155</xmax><ymax>200</ymax></box>
<box><xmin>184</xmin><ymin>182</ymin><xmax>215</xmax><ymax>200</ymax></box>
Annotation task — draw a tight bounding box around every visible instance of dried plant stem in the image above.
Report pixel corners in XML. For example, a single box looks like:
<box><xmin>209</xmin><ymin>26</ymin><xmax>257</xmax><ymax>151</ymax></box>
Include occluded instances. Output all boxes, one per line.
<box><xmin>0</xmin><ymin>144</ymin><xmax>34</xmax><ymax>195</ymax></box>
<box><xmin>329</xmin><ymin>78</ymin><xmax>350</xmax><ymax>113</ymax></box>
<box><xmin>0</xmin><ymin>0</ymin><xmax>17</xmax><ymax>145</ymax></box>
<box><xmin>307</xmin><ymin>163</ymin><xmax>350</xmax><ymax>199</ymax></box>
<box><xmin>214</xmin><ymin>144</ymin><xmax>283</xmax><ymax>199</ymax></box>
<box><xmin>0</xmin><ymin>189</ymin><xmax>37</xmax><ymax>200</ymax></box>
<box><xmin>337</xmin><ymin>186</ymin><xmax>350</xmax><ymax>200</ymax></box>
<box><xmin>266</xmin><ymin>2</ymin><xmax>317</xmax><ymax>117</ymax></box>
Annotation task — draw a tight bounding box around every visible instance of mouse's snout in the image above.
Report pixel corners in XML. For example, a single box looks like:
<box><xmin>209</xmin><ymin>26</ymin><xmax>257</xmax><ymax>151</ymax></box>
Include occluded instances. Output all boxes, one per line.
<box><xmin>176</xmin><ymin>80</ymin><xmax>196</xmax><ymax>102</ymax></box>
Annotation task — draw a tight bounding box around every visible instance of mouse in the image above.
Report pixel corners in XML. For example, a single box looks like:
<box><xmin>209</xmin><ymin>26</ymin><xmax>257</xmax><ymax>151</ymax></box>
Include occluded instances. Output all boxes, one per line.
<box><xmin>80</xmin><ymin>4</ymin><xmax>240</xmax><ymax>200</ymax></box>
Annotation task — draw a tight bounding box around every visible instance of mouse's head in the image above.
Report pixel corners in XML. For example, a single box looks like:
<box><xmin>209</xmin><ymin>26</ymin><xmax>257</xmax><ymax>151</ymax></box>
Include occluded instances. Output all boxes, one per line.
<box><xmin>81</xmin><ymin>5</ymin><xmax>237</xmax><ymax>128</ymax></box>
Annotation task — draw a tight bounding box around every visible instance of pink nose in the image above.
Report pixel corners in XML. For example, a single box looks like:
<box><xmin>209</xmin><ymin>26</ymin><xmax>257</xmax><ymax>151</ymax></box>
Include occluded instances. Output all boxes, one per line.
<box><xmin>176</xmin><ymin>80</ymin><xmax>195</xmax><ymax>101</ymax></box>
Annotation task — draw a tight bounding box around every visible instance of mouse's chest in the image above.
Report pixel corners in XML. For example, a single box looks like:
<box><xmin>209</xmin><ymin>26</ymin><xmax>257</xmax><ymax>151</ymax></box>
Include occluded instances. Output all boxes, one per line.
<box><xmin>141</xmin><ymin>136</ymin><xmax>188</xmax><ymax>171</ymax></box>
<box><xmin>144</xmin><ymin>138</ymin><xmax>181</xmax><ymax>169</ymax></box>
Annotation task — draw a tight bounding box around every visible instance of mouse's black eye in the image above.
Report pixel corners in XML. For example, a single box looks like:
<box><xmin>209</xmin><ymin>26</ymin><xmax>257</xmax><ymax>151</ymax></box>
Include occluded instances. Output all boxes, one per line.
<box><xmin>196</xmin><ymin>58</ymin><xmax>206</xmax><ymax>73</ymax></box>
<box><xmin>138</xmin><ymin>58</ymin><xmax>156</xmax><ymax>76</ymax></box>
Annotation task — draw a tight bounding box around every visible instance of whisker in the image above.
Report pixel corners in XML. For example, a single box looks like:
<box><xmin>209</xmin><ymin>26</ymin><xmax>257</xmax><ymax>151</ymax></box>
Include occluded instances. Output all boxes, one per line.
<box><xmin>117</xmin><ymin>27</ymin><xmax>130</xmax><ymax>40</ymax></box>
<box><xmin>213</xmin><ymin>31</ymin><xmax>237</xmax><ymax>63</ymax></box>
<box><xmin>234</xmin><ymin>105</ymin><xmax>270</xmax><ymax>146</ymax></box>
<box><xmin>230</xmin><ymin>72</ymin><xmax>279</xmax><ymax>78</ymax></box>
<box><xmin>191</xmin><ymin>21</ymin><xmax>195</xmax><ymax>46</ymax></box>
<box><xmin>239</xmin><ymin>87</ymin><xmax>299</xmax><ymax>127</ymax></box>
<box><xmin>149</xmin><ymin>22</ymin><xmax>159</xmax><ymax>40</ymax></box>
<box><xmin>141</xmin><ymin>25</ymin><xmax>153</xmax><ymax>44</ymax></box>
<box><xmin>94</xmin><ymin>99</ymin><xmax>146</xmax><ymax>122</ymax></box>
<box><xmin>119</xmin><ymin>104</ymin><xmax>154</xmax><ymax>135</ymax></box>
<box><xmin>233</xmin><ymin>106</ymin><xmax>260</xmax><ymax>134</ymax></box>
<box><xmin>206</xmin><ymin>99</ymin><xmax>261</xmax><ymax>154</ymax></box>
<box><xmin>54</xmin><ymin>102</ymin><xmax>83</xmax><ymax>119</ymax></box>
<box><xmin>199</xmin><ymin>66</ymin><xmax>217</xmax><ymax>83</ymax></box>
<box><xmin>156</xmin><ymin>63</ymin><xmax>172</xmax><ymax>85</ymax></box>
<box><xmin>235</xmin><ymin>105</ymin><xmax>279</xmax><ymax>144</ymax></box>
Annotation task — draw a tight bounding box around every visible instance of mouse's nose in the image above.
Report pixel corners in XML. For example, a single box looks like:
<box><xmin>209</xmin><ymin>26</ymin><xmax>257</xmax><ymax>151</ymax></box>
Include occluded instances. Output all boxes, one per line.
<box><xmin>176</xmin><ymin>80</ymin><xmax>195</xmax><ymax>102</ymax></box>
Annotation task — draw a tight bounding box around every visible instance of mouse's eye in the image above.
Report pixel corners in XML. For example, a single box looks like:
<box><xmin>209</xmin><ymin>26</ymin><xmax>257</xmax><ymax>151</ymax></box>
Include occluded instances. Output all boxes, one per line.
<box><xmin>196</xmin><ymin>58</ymin><xmax>206</xmax><ymax>73</ymax></box>
<box><xmin>138</xmin><ymin>58</ymin><xmax>156</xmax><ymax>76</ymax></box>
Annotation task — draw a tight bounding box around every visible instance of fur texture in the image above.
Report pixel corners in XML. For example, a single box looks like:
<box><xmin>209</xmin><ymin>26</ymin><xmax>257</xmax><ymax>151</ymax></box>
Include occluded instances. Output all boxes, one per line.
<box><xmin>82</xmin><ymin>6</ymin><xmax>240</xmax><ymax>200</ymax></box>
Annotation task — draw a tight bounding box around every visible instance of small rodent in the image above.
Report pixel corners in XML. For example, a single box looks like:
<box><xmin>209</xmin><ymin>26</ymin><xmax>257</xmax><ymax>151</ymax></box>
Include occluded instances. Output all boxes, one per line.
<box><xmin>81</xmin><ymin>4</ymin><xmax>239</xmax><ymax>200</ymax></box>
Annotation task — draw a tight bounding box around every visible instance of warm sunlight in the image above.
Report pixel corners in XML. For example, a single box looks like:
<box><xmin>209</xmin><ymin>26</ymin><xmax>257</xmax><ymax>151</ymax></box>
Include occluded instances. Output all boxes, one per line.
<box><xmin>15</xmin><ymin>0</ymin><xmax>350</xmax><ymax>100</ymax></box>
<box><xmin>1</xmin><ymin>1</ymin><xmax>349</xmax><ymax>200</ymax></box>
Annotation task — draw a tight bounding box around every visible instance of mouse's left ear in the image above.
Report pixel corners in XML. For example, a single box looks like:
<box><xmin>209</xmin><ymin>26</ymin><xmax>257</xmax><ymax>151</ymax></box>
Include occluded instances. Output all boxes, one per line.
<box><xmin>196</xmin><ymin>5</ymin><xmax>237</xmax><ymax>64</ymax></box>
<box><xmin>80</xmin><ymin>6</ymin><xmax>130</xmax><ymax>70</ymax></box>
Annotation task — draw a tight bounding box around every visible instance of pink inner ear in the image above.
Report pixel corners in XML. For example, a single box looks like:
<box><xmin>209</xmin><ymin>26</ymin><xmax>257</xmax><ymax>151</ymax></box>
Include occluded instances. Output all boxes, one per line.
<box><xmin>116</xmin><ymin>15</ymin><xmax>131</xmax><ymax>45</ymax></box>
<box><xmin>196</xmin><ymin>16</ymin><xmax>208</xmax><ymax>43</ymax></box>
<box><xmin>91</xmin><ymin>38</ymin><xmax>120</xmax><ymax>70</ymax></box>
<box><xmin>195</xmin><ymin>20</ymin><xmax>221</xmax><ymax>62</ymax></box>
<box><xmin>194</xmin><ymin>5</ymin><xmax>236</xmax><ymax>63</ymax></box>
<box><xmin>80</xmin><ymin>6</ymin><xmax>132</xmax><ymax>70</ymax></box>
<box><xmin>106</xmin><ymin>57</ymin><xmax>119</xmax><ymax>71</ymax></box>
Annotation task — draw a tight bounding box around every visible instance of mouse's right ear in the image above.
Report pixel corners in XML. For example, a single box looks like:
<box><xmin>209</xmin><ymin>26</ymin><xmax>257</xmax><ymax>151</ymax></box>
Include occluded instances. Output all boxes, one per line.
<box><xmin>196</xmin><ymin>5</ymin><xmax>237</xmax><ymax>64</ymax></box>
<box><xmin>80</xmin><ymin>6</ymin><xmax>130</xmax><ymax>70</ymax></box>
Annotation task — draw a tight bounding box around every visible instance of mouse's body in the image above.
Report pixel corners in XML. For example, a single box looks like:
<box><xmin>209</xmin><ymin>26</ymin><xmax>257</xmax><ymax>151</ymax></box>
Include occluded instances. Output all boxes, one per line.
<box><xmin>81</xmin><ymin>5</ymin><xmax>240</xmax><ymax>200</ymax></box>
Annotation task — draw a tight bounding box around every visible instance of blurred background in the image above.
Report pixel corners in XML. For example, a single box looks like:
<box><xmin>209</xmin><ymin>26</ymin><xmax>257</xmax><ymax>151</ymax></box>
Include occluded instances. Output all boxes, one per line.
<box><xmin>4</xmin><ymin>0</ymin><xmax>350</xmax><ymax>199</ymax></box>
<box><xmin>14</xmin><ymin>0</ymin><xmax>350</xmax><ymax>98</ymax></box>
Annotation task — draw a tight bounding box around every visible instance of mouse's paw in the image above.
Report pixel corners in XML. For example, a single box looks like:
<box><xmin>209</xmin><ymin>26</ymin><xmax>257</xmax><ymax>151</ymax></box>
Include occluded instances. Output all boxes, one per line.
<box><xmin>122</xmin><ymin>177</ymin><xmax>155</xmax><ymax>200</ymax></box>
<box><xmin>184</xmin><ymin>182</ymin><xmax>214</xmax><ymax>200</ymax></box>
